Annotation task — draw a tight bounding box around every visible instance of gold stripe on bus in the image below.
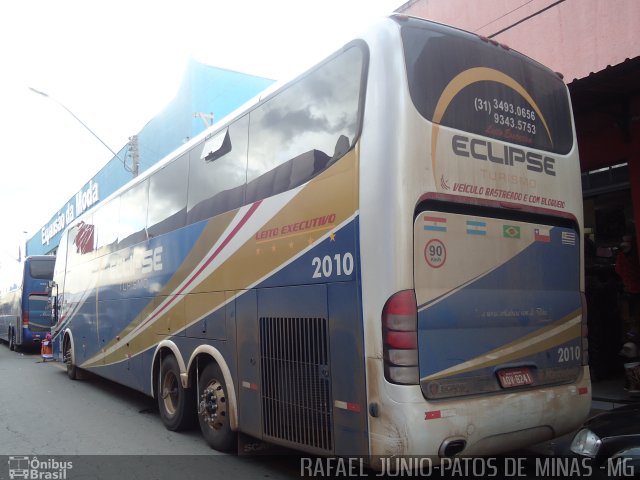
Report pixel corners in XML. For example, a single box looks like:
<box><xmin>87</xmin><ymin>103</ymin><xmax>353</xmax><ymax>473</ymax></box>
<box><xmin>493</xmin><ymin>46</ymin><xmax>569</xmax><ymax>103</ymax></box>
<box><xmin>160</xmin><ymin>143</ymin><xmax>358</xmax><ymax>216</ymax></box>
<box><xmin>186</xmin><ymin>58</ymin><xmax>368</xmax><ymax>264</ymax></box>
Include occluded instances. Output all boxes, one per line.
<box><xmin>421</xmin><ymin>309</ymin><xmax>582</xmax><ymax>382</ymax></box>
<box><xmin>82</xmin><ymin>148</ymin><xmax>359</xmax><ymax>368</ymax></box>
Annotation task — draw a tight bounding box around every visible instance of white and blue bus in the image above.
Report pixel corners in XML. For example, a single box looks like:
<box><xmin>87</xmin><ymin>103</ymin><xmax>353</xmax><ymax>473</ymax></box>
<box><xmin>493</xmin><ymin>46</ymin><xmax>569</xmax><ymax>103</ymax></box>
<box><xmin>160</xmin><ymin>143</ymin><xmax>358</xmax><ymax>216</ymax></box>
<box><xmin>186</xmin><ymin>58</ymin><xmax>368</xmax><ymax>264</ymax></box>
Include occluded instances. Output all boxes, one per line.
<box><xmin>50</xmin><ymin>15</ymin><xmax>590</xmax><ymax>459</ymax></box>
<box><xmin>1</xmin><ymin>256</ymin><xmax>55</xmax><ymax>350</ymax></box>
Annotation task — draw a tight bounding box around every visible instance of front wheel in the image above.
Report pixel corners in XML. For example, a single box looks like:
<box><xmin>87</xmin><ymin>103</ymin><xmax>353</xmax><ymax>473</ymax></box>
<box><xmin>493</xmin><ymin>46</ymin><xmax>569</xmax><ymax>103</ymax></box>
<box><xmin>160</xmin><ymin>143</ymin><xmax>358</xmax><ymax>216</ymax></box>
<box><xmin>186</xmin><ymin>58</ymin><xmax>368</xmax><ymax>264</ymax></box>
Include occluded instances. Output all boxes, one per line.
<box><xmin>198</xmin><ymin>362</ymin><xmax>236</xmax><ymax>452</ymax></box>
<box><xmin>157</xmin><ymin>354</ymin><xmax>196</xmax><ymax>431</ymax></box>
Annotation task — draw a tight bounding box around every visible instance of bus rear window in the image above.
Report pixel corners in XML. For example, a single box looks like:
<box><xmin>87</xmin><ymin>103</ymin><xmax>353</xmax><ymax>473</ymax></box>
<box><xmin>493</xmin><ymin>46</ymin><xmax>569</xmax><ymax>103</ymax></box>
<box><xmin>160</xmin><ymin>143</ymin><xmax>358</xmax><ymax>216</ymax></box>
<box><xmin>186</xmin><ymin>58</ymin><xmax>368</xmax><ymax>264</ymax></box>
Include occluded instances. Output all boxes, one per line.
<box><xmin>29</xmin><ymin>259</ymin><xmax>55</xmax><ymax>279</ymax></box>
<box><xmin>401</xmin><ymin>22</ymin><xmax>573</xmax><ymax>154</ymax></box>
<box><xmin>29</xmin><ymin>294</ymin><xmax>53</xmax><ymax>325</ymax></box>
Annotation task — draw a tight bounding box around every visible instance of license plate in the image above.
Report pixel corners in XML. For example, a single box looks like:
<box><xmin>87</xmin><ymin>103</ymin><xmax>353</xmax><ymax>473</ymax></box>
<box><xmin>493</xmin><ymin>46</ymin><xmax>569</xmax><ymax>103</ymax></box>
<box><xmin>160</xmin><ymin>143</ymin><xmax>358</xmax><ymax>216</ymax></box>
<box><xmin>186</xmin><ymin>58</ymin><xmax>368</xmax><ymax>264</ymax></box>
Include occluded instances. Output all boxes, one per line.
<box><xmin>497</xmin><ymin>368</ymin><xmax>533</xmax><ymax>388</ymax></box>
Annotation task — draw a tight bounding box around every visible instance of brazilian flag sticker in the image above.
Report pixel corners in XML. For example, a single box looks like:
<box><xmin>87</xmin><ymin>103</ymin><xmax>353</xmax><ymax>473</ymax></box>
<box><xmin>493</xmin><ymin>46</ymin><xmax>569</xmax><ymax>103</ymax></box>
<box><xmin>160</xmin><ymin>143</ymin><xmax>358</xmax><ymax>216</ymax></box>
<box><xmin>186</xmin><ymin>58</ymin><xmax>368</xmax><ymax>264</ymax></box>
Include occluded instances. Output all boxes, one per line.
<box><xmin>503</xmin><ymin>225</ymin><xmax>521</xmax><ymax>239</ymax></box>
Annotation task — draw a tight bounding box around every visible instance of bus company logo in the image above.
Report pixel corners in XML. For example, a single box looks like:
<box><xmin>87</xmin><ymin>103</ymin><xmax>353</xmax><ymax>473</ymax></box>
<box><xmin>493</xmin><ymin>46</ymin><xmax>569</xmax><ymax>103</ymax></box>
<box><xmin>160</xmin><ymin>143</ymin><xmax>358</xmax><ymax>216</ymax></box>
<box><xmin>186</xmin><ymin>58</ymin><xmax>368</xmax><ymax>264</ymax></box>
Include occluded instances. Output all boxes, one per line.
<box><xmin>451</xmin><ymin>134</ymin><xmax>556</xmax><ymax>177</ymax></box>
<box><xmin>7</xmin><ymin>456</ymin><xmax>72</xmax><ymax>479</ymax></box>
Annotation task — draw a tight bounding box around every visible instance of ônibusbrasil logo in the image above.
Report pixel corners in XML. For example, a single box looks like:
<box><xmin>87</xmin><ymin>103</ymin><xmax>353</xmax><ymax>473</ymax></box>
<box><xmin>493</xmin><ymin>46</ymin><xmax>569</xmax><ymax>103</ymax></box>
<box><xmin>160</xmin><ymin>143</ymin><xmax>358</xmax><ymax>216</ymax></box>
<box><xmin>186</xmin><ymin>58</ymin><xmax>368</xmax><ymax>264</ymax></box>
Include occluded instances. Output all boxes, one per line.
<box><xmin>7</xmin><ymin>456</ymin><xmax>72</xmax><ymax>480</ymax></box>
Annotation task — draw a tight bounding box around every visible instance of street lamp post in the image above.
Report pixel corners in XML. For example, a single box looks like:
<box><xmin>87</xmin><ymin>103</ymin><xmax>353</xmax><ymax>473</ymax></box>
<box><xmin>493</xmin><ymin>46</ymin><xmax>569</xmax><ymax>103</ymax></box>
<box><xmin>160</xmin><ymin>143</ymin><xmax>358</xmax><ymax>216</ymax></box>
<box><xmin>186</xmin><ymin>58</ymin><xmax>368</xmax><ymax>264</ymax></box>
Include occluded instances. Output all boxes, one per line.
<box><xmin>28</xmin><ymin>87</ymin><xmax>131</xmax><ymax>173</ymax></box>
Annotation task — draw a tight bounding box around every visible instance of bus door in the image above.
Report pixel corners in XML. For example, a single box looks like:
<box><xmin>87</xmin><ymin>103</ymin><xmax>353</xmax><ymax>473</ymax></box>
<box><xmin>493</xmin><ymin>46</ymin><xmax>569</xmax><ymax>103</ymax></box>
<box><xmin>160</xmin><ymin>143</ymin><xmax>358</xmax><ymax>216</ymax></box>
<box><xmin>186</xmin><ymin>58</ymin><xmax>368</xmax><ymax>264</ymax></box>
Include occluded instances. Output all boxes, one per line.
<box><xmin>414</xmin><ymin>209</ymin><xmax>582</xmax><ymax>400</ymax></box>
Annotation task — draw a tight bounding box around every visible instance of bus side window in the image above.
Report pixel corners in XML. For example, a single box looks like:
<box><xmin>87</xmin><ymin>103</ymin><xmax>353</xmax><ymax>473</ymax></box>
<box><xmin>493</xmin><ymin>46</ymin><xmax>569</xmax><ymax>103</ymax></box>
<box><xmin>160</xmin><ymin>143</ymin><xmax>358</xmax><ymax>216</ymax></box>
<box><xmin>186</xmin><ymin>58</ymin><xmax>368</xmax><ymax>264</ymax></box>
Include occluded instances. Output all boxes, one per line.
<box><xmin>187</xmin><ymin>115</ymin><xmax>249</xmax><ymax>225</ymax></box>
<box><xmin>147</xmin><ymin>154</ymin><xmax>188</xmax><ymax>238</ymax></box>
<box><xmin>118</xmin><ymin>179</ymin><xmax>150</xmax><ymax>249</ymax></box>
<box><xmin>93</xmin><ymin>199</ymin><xmax>120</xmax><ymax>256</ymax></box>
<box><xmin>245</xmin><ymin>45</ymin><xmax>363</xmax><ymax>203</ymax></box>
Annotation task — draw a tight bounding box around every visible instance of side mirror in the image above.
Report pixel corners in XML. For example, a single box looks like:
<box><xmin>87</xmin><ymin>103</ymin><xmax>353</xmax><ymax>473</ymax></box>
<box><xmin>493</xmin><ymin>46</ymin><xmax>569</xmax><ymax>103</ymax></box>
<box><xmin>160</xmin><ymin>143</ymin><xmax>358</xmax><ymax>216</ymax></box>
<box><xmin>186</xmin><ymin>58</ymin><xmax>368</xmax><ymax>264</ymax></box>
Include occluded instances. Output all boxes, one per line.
<box><xmin>47</xmin><ymin>281</ymin><xmax>59</xmax><ymax>324</ymax></box>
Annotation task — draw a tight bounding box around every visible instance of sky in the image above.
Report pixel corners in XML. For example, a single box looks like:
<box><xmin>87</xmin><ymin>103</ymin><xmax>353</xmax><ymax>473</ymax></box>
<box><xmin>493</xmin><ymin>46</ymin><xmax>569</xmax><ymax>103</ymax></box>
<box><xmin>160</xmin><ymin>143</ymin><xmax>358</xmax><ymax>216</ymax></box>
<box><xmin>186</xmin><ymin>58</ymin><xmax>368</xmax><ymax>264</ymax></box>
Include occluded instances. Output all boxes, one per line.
<box><xmin>0</xmin><ymin>0</ymin><xmax>402</xmax><ymax>282</ymax></box>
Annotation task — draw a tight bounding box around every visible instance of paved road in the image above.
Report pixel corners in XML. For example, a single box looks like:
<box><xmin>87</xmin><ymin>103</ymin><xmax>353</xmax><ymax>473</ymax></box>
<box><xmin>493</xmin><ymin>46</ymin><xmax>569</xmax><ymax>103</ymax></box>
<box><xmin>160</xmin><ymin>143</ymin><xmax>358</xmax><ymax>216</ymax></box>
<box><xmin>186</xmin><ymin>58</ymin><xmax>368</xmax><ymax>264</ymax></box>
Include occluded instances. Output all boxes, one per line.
<box><xmin>0</xmin><ymin>344</ymin><xmax>303</xmax><ymax>479</ymax></box>
<box><xmin>0</xmin><ymin>343</ymin><xmax>598</xmax><ymax>480</ymax></box>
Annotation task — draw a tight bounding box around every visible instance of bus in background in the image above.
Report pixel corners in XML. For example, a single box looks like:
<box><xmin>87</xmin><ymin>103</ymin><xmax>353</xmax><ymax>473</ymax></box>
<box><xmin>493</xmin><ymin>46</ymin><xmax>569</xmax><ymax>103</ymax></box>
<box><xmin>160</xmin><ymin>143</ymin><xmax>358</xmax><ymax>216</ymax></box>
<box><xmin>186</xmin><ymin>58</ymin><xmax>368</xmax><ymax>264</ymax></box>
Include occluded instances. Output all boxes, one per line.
<box><xmin>0</xmin><ymin>256</ymin><xmax>55</xmax><ymax>351</ymax></box>
<box><xmin>50</xmin><ymin>15</ymin><xmax>589</xmax><ymax>460</ymax></box>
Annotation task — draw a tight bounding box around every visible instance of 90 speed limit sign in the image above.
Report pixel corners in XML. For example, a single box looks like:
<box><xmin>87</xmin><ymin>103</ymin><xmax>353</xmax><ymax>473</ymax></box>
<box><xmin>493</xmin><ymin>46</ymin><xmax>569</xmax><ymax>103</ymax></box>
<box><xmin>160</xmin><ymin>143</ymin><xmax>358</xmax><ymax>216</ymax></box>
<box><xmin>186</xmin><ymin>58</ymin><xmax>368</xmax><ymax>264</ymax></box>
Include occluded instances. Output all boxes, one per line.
<box><xmin>424</xmin><ymin>239</ymin><xmax>446</xmax><ymax>268</ymax></box>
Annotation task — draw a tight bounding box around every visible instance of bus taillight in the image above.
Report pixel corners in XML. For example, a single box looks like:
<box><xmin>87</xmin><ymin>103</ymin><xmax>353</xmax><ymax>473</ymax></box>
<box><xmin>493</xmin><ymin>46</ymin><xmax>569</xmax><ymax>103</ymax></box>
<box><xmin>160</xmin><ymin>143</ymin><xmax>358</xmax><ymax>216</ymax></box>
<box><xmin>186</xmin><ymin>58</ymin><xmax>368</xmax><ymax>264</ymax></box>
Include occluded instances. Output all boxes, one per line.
<box><xmin>382</xmin><ymin>290</ymin><xmax>419</xmax><ymax>385</ymax></box>
<box><xmin>22</xmin><ymin>310</ymin><xmax>29</xmax><ymax>326</ymax></box>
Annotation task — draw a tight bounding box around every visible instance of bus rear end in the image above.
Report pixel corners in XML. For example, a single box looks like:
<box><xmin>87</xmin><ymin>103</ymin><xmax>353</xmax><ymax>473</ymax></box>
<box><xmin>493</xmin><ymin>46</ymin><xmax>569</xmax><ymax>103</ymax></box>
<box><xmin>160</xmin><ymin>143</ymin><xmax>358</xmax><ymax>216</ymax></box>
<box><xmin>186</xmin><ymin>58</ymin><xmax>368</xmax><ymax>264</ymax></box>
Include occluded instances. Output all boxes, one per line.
<box><xmin>363</xmin><ymin>16</ymin><xmax>590</xmax><ymax>458</ymax></box>
<box><xmin>411</xmin><ymin>208</ymin><xmax>588</xmax><ymax>455</ymax></box>
<box><xmin>20</xmin><ymin>256</ymin><xmax>55</xmax><ymax>347</ymax></box>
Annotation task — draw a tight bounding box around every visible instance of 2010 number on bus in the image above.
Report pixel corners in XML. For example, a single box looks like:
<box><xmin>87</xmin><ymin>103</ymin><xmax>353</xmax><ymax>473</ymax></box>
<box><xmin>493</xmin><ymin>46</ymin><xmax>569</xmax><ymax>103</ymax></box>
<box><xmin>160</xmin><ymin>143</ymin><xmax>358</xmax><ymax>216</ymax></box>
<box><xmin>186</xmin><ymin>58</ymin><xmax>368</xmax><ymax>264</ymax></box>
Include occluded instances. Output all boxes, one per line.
<box><xmin>312</xmin><ymin>253</ymin><xmax>354</xmax><ymax>279</ymax></box>
<box><xmin>557</xmin><ymin>346</ymin><xmax>581</xmax><ymax>363</ymax></box>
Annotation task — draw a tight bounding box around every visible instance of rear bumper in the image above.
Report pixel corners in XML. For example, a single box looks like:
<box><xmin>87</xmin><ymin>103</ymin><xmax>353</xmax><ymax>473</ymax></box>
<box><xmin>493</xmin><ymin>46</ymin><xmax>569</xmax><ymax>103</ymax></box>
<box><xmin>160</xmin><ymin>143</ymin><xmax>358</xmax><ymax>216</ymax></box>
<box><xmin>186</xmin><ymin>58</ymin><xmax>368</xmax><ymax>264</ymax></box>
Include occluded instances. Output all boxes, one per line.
<box><xmin>368</xmin><ymin>364</ymin><xmax>591</xmax><ymax>458</ymax></box>
<box><xmin>20</xmin><ymin>328</ymin><xmax>44</xmax><ymax>346</ymax></box>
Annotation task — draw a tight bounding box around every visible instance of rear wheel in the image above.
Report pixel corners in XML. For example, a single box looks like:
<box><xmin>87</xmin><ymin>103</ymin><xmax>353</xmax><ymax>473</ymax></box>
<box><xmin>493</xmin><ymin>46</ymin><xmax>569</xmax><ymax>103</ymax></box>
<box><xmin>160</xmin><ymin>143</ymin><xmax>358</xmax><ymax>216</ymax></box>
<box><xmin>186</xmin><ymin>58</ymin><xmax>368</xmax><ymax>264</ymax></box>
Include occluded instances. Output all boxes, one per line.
<box><xmin>157</xmin><ymin>354</ymin><xmax>196</xmax><ymax>431</ymax></box>
<box><xmin>8</xmin><ymin>328</ymin><xmax>15</xmax><ymax>351</ymax></box>
<box><xmin>64</xmin><ymin>337</ymin><xmax>78</xmax><ymax>380</ymax></box>
<box><xmin>197</xmin><ymin>362</ymin><xmax>236</xmax><ymax>452</ymax></box>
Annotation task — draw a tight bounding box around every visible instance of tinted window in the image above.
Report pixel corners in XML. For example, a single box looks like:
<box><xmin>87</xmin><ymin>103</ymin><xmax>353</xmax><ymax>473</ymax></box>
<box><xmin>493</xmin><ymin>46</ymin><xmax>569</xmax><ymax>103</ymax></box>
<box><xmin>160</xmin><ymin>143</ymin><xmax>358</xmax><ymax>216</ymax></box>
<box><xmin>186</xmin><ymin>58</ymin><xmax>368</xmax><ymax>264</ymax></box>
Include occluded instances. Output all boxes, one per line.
<box><xmin>401</xmin><ymin>22</ymin><xmax>573</xmax><ymax>154</ymax></box>
<box><xmin>187</xmin><ymin>115</ymin><xmax>249</xmax><ymax>224</ymax></box>
<box><xmin>29</xmin><ymin>259</ymin><xmax>55</xmax><ymax>279</ymax></box>
<box><xmin>246</xmin><ymin>45</ymin><xmax>364</xmax><ymax>203</ymax></box>
<box><xmin>118</xmin><ymin>180</ymin><xmax>149</xmax><ymax>248</ymax></box>
<box><xmin>93</xmin><ymin>199</ymin><xmax>120</xmax><ymax>254</ymax></box>
<box><xmin>53</xmin><ymin>229</ymin><xmax>69</xmax><ymax>287</ymax></box>
<box><xmin>147</xmin><ymin>154</ymin><xmax>188</xmax><ymax>237</ymax></box>
<box><xmin>28</xmin><ymin>294</ymin><xmax>53</xmax><ymax>325</ymax></box>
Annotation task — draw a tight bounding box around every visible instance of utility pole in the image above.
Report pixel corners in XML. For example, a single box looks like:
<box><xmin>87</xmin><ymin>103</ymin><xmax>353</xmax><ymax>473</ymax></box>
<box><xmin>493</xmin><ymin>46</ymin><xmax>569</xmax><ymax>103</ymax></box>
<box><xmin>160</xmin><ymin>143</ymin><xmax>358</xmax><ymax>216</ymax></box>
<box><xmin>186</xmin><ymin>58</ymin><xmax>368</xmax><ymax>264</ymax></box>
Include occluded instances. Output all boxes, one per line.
<box><xmin>128</xmin><ymin>135</ymin><xmax>139</xmax><ymax>177</ymax></box>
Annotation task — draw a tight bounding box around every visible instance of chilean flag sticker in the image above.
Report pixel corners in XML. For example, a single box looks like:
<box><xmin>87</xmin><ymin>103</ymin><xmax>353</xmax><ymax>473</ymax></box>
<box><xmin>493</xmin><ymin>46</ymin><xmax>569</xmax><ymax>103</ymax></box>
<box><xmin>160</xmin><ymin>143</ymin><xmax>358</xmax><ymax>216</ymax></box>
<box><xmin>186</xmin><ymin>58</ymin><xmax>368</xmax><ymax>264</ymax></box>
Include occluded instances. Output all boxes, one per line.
<box><xmin>534</xmin><ymin>227</ymin><xmax>551</xmax><ymax>243</ymax></box>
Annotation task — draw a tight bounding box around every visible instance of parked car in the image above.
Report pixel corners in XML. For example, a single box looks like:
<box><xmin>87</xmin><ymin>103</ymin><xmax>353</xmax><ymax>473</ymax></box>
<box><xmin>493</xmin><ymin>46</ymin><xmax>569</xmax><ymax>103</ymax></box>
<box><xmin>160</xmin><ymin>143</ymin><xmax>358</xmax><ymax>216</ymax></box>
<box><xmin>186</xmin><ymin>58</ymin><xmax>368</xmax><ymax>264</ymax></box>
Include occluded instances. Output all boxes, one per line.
<box><xmin>570</xmin><ymin>404</ymin><xmax>640</xmax><ymax>476</ymax></box>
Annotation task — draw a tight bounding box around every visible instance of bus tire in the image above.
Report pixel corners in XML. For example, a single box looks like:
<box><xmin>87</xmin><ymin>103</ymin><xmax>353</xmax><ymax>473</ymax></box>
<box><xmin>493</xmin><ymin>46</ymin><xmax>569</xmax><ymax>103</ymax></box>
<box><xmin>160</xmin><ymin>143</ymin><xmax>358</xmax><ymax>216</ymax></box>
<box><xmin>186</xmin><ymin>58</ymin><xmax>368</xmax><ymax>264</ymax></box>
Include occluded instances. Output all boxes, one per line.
<box><xmin>158</xmin><ymin>354</ymin><xmax>196</xmax><ymax>431</ymax></box>
<box><xmin>64</xmin><ymin>337</ymin><xmax>78</xmax><ymax>380</ymax></box>
<box><xmin>197</xmin><ymin>362</ymin><xmax>236</xmax><ymax>452</ymax></box>
<box><xmin>9</xmin><ymin>328</ymin><xmax>16</xmax><ymax>351</ymax></box>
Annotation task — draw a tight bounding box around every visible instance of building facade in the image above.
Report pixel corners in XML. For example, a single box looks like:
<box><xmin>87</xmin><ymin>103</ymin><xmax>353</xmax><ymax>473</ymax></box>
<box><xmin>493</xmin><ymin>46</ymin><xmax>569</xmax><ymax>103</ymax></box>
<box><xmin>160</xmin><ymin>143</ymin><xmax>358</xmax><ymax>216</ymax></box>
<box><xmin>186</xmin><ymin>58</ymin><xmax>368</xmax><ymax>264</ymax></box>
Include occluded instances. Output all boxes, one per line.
<box><xmin>29</xmin><ymin>60</ymin><xmax>274</xmax><ymax>256</ymax></box>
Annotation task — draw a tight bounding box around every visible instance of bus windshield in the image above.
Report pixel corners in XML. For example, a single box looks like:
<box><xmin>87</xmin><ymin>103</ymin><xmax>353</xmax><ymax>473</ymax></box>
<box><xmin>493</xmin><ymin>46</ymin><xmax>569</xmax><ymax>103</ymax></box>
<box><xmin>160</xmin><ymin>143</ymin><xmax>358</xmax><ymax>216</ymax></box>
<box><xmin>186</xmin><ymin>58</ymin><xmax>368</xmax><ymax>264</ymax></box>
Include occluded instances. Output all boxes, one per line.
<box><xmin>401</xmin><ymin>21</ymin><xmax>573</xmax><ymax>154</ymax></box>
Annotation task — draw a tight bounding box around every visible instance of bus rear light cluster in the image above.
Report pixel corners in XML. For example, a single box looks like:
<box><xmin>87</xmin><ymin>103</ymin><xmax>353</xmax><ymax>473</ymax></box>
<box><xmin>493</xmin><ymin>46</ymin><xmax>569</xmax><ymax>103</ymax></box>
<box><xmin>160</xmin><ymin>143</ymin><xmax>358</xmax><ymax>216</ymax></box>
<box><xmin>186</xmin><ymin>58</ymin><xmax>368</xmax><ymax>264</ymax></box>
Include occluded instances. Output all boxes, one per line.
<box><xmin>22</xmin><ymin>311</ymin><xmax>29</xmax><ymax>326</ymax></box>
<box><xmin>382</xmin><ymin>290</ymin><xmax>419</xmax><ymax>385</ymax></box>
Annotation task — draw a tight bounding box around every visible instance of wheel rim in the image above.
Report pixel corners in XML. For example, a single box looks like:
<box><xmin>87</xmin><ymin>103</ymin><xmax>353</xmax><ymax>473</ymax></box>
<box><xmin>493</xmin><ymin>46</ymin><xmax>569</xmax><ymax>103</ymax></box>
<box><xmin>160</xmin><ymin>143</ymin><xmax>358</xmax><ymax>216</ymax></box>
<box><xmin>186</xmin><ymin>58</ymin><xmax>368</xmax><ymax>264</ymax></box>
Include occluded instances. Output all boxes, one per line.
<box><xmin>161</xmin><ymin>370</ymin><xmax>180</xmax><ymax>416</ymax></box>
<box><xmin>64</xmin><ymin>342</ymin><xmax>72</xmax><ymax>371</ymax></box>
<box><xmin>199</xmin><ymin>379</ymin><xmax>227</xmax><ymax>431</ymax></box>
